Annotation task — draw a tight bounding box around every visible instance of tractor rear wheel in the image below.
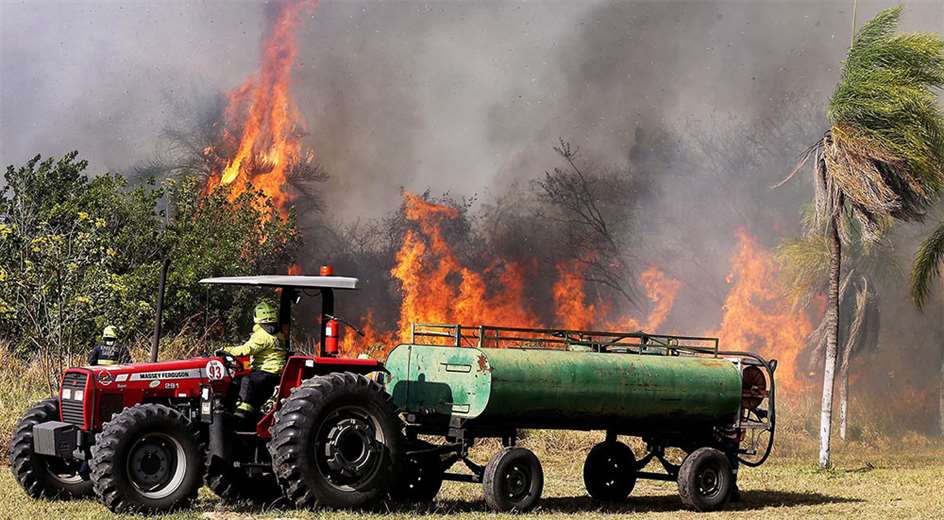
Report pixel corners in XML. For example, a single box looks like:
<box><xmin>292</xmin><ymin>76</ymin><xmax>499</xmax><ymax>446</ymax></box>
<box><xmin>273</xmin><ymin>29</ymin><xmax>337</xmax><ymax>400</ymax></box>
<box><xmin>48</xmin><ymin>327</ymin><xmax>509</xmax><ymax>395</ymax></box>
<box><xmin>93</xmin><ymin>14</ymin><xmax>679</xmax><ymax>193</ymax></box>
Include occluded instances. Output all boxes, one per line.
<box><xmin>205</xmin><ymin>454</ymin><xmax>283</xmax><ymax>505</ymax></box>
<box><xmin>677</xmin><ymin>447</ymin><xmax>733</xmax><ymax>512</ymax></box>
<box><xmin>90</xmin><ymin>404</ymin><xmax>204</xmax><ymax>513</ymax></box>
<box><xmin>483</xmin><ymin>447</ymin><xmax>544</xmax><ymax>512</ymax></box>
<box><xmin>269</xmin><ymin>372</ymin><xmax>402</xmax><ymax>509</ymax></box>
<box><xmin>583</xmin><ymin>440</ymin><xmax>637</xmax><ymax>501</ymax></box>
<box><xmin>9</xmin><ymin>398</ymin><xmax>93</xmax><ymax>499</ymax></box>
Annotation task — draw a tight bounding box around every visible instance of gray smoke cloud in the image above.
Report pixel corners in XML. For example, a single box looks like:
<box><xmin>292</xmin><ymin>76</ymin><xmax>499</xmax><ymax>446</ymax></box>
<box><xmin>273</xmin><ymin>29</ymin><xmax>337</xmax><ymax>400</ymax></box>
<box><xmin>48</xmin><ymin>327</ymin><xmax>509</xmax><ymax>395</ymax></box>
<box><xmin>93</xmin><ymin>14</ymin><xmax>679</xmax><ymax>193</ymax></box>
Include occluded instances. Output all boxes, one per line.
<box><xmin>3</xmin><ymin>0</ymin><xmax>944</xmax><ymax>429</ymax></box>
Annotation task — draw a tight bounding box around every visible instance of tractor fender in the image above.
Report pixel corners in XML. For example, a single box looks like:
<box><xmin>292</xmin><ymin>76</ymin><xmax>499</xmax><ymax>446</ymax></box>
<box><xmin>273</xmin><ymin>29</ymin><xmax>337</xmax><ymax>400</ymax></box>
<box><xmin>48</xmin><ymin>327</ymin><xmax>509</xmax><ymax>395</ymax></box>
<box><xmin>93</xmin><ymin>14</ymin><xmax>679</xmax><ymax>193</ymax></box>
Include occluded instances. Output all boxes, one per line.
<box><xmin>208</xmin><ymin>407</ymin><xmax>231</xmax><ymax>462</ymax></box>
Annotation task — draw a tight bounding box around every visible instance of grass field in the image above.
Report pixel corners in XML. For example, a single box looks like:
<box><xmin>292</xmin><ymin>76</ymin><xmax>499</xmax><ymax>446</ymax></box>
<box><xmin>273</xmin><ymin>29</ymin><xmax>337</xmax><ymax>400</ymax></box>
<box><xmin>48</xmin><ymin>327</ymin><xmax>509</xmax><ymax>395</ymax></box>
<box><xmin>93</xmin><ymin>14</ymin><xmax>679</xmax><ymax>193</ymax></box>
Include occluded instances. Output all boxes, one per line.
<box><xmin>2</xmin><ymin>437</ymin><xmax>942</xmax><ymax>520</ymax></box>
<box><xmin>2</xmin><ymin>343</ymin><xmax>942</xmax><ymax>519</ymax></box>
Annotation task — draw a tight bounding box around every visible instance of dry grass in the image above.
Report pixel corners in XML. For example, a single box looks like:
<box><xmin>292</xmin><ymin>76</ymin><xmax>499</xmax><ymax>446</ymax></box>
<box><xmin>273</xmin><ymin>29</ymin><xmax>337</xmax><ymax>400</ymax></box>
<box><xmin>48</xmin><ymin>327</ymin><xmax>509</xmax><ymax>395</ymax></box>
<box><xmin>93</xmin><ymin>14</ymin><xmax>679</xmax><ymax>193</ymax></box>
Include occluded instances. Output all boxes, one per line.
<box><xmin>2</xmin><ymin>341</ymin><xmax>943</xmax><ymax>518</ymax></box>
<box><xmin>0</xmin><ymin>439</ymin><xmax>942</xmax><ymax>520</ymax></box>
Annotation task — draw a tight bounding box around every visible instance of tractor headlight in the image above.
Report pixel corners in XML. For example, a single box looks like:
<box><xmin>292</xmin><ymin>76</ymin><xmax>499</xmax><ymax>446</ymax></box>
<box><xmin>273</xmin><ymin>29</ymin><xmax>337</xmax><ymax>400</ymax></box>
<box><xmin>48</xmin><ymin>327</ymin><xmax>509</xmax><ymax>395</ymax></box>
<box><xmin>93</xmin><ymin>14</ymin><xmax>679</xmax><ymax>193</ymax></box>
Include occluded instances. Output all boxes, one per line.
<box><xmin>73</xmin><ymin>390</ymin><xmax>84</xmax><ymax>401</ymax></box>
<box><xmin>61</xmin><ymin>388</ymin><xmax>72</xmax><ymax>400</ymax></box>
<box><xmin>201</xmin><ymin>387</ymin><xmax>210</xmax><ymax>400</ymax></box>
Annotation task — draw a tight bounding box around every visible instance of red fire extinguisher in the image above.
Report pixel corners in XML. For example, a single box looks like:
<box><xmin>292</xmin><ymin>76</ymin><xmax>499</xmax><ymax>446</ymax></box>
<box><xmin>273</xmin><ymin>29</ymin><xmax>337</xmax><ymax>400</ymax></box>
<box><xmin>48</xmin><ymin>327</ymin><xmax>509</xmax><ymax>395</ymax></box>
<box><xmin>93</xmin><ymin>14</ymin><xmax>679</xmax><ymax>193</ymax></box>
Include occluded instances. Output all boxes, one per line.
<box><xmin>324</xmin><ymin>317</ymin><xmax>339</xmax><ymax>356</ymax></box>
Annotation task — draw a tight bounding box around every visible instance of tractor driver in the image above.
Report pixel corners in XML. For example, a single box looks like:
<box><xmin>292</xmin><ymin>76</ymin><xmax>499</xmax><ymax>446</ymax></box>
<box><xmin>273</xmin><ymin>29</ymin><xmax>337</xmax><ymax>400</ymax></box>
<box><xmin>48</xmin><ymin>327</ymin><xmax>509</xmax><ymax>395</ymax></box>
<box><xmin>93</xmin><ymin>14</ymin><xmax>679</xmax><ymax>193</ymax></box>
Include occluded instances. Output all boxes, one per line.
<box><xmin>88</xmin><ymin>325</ymin><xmax>131</xmax><ymax>366</ymax></box>
<box><xmin>221</xmin><ymin>301</ymin><xmax>287</xmax><ymax>422</ymax></box>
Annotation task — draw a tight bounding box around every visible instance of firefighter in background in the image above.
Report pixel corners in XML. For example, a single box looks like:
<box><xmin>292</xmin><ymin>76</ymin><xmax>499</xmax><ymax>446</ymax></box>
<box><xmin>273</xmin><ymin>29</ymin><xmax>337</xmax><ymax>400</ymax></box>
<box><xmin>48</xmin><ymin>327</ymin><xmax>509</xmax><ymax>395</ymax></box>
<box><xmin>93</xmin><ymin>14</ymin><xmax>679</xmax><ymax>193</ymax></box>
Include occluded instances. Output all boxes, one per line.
<box><xmin>88</xmin><ymin>325</ymin><xmax>131</xmax><ymax>366</ymax></box>
<box><xmin>222</xmin><ymin>301</ymin><xmax>287</xmax><ymax>422</ymax></box>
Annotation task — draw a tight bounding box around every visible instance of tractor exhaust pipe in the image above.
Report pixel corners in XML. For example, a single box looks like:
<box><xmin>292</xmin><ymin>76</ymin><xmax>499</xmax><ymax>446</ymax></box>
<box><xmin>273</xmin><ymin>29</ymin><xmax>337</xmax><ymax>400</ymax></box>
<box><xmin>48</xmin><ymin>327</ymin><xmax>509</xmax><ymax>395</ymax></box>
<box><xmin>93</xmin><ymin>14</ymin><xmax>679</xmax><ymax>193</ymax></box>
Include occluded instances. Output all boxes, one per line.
<box><xmin>151</xmin><ymin>257</ymin><xmax>171</xmax><ymax>362</ymax></box>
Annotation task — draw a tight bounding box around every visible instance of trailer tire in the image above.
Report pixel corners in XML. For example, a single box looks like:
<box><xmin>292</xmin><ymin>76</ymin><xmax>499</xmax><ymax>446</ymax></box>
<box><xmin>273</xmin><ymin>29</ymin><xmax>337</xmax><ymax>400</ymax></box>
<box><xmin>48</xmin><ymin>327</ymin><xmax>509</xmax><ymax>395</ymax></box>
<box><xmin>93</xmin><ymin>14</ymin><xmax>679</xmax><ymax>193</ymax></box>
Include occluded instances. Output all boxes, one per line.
<box><xmin>391</xmin><ymin>449</ymin><xmax>444</xmax><ymax>503</ymax></box>
<box><xmin>583</xmin><ymin>441</ymin><xmax>636</xmax><ymax>501</ymax></box>
<box><xmin>90</xmin><ymin>404</ymin><xmax>204</xmax><ymax>513</ymax></box>
<box><xmin>9</xmin><ymin>398</ymin><xmax>93</xmax><ymax>499</ymax></box>
<box><xmin>269</xmin><ymin>372</ymin><xmax>402</xmax><ymax>509</ymax></box>
<box><xmin>205</xmin><ymin>454</ymin><xmax>283</xmax><ymax>505</ymax></box>
<box><xmin>483</xmin><ymin>447</ymin><xmax>543</xmax><ymax>512</ymax></box>
<box><xmin>677</xmin><ymin>447</ymin><xmax>733</xmax><ymax>512</ymax></box>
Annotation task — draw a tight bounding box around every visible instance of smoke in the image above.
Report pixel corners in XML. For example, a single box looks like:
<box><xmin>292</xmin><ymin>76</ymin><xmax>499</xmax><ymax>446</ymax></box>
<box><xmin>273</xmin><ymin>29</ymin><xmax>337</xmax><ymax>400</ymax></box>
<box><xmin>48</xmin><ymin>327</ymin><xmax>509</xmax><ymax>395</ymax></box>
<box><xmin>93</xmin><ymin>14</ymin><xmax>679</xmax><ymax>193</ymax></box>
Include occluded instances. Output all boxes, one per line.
<box><xmin>3</xmin><ymin>0</ymin><xmax>944</xmax><ymax>431</ymax></box>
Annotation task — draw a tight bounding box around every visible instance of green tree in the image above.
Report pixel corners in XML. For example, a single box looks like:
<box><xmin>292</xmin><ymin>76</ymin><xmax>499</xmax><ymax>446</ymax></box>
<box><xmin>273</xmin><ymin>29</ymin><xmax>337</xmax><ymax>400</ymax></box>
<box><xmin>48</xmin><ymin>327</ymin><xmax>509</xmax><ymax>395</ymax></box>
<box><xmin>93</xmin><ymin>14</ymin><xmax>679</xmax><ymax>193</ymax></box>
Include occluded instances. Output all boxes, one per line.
<box><xmin>0</xmin><ymin>153</ymin><xmax>165</xmax><ymax>386</ymax></box>
<box><xmin>786</xmin><ymin>7</ymin><xmax>944</xmax><ymax>468</ymax></box>
<box><xmin>162</xmin><ymin>176</ymin><xmax>300</xmax><ymax>340</ymax></box>
<box><xmin>0</xmin><ymin>153</ymin><xmax>300</xmax><ymax>378</ymax></box>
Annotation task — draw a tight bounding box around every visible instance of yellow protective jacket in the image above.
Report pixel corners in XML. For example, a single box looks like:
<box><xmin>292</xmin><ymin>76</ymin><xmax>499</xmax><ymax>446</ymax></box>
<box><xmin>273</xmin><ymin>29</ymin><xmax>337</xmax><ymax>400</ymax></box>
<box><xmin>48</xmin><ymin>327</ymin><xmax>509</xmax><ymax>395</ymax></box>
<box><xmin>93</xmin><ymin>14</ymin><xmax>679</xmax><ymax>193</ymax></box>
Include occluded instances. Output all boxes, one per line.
<box><xmin>224</xmin><ymin>325</ymin><xmax>287</xmax><ymax>374</ymax></box>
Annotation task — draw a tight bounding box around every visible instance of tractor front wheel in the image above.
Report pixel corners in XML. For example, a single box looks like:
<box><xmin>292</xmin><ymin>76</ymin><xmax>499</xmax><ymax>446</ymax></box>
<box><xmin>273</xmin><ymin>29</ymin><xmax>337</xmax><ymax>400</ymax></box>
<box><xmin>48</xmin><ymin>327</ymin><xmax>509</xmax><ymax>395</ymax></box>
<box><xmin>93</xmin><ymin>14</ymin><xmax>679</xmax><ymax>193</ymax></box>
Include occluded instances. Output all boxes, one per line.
<box><xmin>9</xmin><ymin>398</ymin><xmax>93</xmax><ymax>499</ymax></box>
<box><xmin>269</xmin><ymin>372</ymin><xmax>402</xmax><ymax>509</ymax></box>
<box><xmin>677</xmin><ymin>447</ymin><xmax>733</xmax><ymax>512</ymax></box>
<box><xmin>90</xmin><ymin>404</ymin><xmax>204</xmax><ymax>513</ymax></box>
<box><xmin>583</xmin><ymin>440</ymin><xmax>637</xmax><ymax>501</ymax></box>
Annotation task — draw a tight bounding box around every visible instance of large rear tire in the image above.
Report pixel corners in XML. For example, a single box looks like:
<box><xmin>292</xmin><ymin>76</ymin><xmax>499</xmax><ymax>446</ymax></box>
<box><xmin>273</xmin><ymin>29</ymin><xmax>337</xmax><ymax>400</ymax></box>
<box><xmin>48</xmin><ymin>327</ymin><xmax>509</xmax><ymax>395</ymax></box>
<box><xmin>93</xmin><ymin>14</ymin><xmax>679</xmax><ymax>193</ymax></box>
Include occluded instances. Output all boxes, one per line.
<box><xmin>90</xmin><ymin>404</ymin><xmax>204</xmax><ymax>513</ymax></box>
<box><xmin>583</xmin><ymin>441</ymin><xmax>636</xmax><ymax>501</ymax></box>
<box><xmin>677</xmin><ymin>447</ymin><xmax>733</xmax><ymax>512</ymax></box>
<box><xmin>268</xmin><ymin>372</ymin><xmax>402</xmax><ymax>509</ymax></box>
<box><xmin>9</xmin><ymin>398</ymin><xmax>93</xmax><ymax>499</ymax></box>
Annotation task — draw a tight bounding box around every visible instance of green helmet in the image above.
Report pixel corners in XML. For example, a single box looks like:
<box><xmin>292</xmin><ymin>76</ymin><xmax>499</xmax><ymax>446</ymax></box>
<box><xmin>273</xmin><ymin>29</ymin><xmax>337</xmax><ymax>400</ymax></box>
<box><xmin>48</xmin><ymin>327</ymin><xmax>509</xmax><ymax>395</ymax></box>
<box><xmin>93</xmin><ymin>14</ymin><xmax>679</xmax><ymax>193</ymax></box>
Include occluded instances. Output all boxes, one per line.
<box><xmin>102</xmin><ymin>325</ymin><xmax>118</xmax><ymax>340</ymax></box>
<box><xmin>253</xmin><ymin>301</ymin><xmax>278</xmax><ymax>324</ymax></box>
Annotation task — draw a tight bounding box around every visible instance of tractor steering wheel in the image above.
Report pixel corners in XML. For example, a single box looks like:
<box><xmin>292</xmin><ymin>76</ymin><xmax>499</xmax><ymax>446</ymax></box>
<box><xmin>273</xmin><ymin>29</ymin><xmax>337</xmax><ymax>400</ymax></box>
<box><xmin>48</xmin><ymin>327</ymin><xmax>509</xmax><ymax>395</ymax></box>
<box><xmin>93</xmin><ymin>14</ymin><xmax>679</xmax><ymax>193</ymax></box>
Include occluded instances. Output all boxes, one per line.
<box><xmin>214</xmin><ymin>350</ymin><xmax>240</xmax><ymax>371</ymax></box>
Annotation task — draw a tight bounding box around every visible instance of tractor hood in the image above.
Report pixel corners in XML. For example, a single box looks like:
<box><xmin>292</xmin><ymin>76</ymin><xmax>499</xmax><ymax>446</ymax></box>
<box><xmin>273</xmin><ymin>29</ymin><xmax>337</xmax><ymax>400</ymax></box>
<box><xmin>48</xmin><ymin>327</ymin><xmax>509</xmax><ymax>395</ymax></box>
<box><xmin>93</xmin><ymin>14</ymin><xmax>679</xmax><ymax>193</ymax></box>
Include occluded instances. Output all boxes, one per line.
<box><xmin>86</xmin><ymin>357</ymin><xmax>214</xmax><ymax>387</ymax></box>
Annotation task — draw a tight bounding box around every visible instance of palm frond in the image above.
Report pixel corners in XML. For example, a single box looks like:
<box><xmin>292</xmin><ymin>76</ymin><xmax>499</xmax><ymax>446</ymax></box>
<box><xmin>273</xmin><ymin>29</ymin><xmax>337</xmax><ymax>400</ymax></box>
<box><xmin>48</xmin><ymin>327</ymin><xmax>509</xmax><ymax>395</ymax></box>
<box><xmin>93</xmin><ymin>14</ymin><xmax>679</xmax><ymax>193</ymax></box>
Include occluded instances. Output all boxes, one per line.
<box><xmin>911</xmin><ymin>219</ymin><xmax>944</xmax><ymax>309</ymax></box>
<box><xmin>821</xmin><ymin>6</ymin><xmax>944</xmax><ymax>242</ymax></box>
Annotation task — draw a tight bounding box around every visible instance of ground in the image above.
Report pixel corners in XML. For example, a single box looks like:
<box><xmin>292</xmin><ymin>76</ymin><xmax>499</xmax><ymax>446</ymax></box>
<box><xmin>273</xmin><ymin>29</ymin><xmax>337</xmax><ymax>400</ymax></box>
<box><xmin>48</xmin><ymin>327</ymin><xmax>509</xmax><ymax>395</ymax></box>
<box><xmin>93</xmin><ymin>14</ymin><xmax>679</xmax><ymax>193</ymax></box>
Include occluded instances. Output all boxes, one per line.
<box><xmin>2</xmin><ymin>441</ymin><xmax>942</xmax><ymax>520</ymax></box>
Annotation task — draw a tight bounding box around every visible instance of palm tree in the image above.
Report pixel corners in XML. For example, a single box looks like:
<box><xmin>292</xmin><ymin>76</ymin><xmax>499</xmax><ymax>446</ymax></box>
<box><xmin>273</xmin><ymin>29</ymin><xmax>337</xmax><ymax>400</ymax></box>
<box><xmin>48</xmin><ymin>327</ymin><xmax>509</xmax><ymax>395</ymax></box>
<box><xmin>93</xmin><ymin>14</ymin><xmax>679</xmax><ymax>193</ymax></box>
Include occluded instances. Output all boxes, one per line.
<box><xmin>911</xmin><ymin>216</ymin><xmax>944</xmax><ymax>435</ymax></box>
<box><xmin>778</xmin><ymin>220</ymin><xmax>893</xmax><ymax>440</ymax></box>
<box><xmin>786</xmin><ymin>7</ymin><xmax>944</xmax><ymax>468</ymax></box>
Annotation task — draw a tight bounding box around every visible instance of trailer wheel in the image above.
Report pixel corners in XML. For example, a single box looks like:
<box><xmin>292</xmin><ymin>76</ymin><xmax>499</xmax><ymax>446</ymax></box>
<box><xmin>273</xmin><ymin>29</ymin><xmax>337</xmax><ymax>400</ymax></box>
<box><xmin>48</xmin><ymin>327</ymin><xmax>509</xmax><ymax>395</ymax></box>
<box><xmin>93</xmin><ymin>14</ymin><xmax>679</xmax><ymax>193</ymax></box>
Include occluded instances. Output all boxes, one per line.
<box><xmin>391</xmin><ymin>450</ymin><xmax>444</xmax><ymax>503</ymax></box>
<box><xmin>583</xmin><ymin>441</ymin><xmax>636</xmax><ymax>501</ymax></box>
<box><xmin>9</xmin><ymin>398</ymin><xmax>93</xmax><ymax>499</ymax></box>
<box><xmin>483</xmin><ymin>447</ymin><xmax>543</xmax><ymax>512</ymax></box>
<box><xmin>90</xmin><ymin>404</ymin><xmax>204</xmax><ymax>513</ymax></box>
<box><xmin>269</xmin><ymin>372</ymin><xmax>402</xmax><ymax>509</ymax></box>
<box><xmin>205</xmin><ymin>454</ymin><xmax>283</xmax><ymax>505</ymax></box>
<box><xmin>677</xmin><ymin>447</ymin><xmax>733</xmax><ymax>512</ymax></box>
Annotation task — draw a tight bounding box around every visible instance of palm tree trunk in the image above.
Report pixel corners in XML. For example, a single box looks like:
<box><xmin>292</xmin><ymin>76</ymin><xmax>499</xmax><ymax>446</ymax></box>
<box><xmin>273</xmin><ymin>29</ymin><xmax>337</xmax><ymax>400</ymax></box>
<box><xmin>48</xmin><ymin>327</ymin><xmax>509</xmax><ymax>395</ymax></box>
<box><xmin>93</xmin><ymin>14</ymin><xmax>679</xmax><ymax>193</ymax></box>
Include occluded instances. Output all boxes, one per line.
<box><xmin>819</xmin><ymin>219</ymin><xmax>841</xmax><ymax>469</ymax></box>
<box><xmin>839</xmin><ymin>366</ymin><xmax>848</xmax><ymax>440</ymax></box>
<box><xmin>939</xmin><ymin>349</ymin><xmax>944</xmax><ymax>436</ymax></box>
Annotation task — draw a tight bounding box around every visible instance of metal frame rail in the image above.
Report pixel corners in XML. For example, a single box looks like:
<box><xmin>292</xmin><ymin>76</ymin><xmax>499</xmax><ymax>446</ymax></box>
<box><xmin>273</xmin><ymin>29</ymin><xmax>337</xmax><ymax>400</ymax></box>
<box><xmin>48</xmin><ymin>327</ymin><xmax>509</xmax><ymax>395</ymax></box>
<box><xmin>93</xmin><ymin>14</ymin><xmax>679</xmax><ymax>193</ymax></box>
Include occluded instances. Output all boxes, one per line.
<box><xmin>410</xmin><ymin>322</ymin><xmax>721</xmax><ymax>357</ymax></box>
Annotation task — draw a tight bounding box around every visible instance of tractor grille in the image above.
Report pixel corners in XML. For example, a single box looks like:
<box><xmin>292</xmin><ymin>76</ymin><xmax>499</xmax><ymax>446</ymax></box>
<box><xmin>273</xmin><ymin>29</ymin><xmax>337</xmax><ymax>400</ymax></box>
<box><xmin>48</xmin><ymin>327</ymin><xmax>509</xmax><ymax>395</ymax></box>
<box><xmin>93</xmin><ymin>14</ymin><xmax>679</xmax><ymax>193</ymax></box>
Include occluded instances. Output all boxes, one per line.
<box><xmin>60</xmin><ymin>371</ymin><xmax>88</xmax><ymax>427</ymax></box>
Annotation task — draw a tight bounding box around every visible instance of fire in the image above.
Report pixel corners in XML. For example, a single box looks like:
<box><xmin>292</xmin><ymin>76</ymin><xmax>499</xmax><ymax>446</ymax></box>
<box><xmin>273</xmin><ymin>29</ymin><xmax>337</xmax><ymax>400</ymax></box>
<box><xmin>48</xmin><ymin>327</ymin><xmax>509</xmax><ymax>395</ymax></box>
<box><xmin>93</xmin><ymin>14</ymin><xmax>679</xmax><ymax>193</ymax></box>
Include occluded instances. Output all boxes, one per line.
<box><xmin>711</xmin><ymin>229</ymin><xmax>812</xmax><ymax>394</ymax></box>
<box><xmin>553</xmin><ymin>259</ymin><xmax>603</xmax><ymax>330</ymax></box>
<box><xmin>390</xmin><ymin>193</ymin><xmax>539</xmax><ymax>341</ymax></box>
<box><xmin>204</xmin><ymin>0</ymin><xmax>317</xmax><ymax>214</ymax></box>
<box><xmin>301</xmin><ymin>192</ymin><xmax>813</xmax><ymax>397</ymax></box>
<box><xmin>612</xmin><ymin>266</ymin><xmax>683</xmax><ymax>332</ymax></box>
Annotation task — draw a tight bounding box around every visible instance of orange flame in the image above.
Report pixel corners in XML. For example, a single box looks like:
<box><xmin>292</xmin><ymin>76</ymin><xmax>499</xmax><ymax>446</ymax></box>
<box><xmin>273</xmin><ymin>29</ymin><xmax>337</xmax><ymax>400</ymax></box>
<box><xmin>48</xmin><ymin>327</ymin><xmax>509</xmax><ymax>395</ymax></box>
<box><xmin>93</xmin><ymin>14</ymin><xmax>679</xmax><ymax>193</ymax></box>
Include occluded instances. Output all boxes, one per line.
<box><xmin>390</xmin><ymin>193</ymin><xmax>540</xmax><ymax>342</ymax></box>
<box><xmin>553</xmin><ymin>259</ymin><xmax>603</xmax><ymax>330</ymax></box>
<box><xmin>205</xmin><ymin>0</ymin><xmax>317</xmax><ymax>214</ymax></box>
<box><xmin>710</xmin><ymin>229</ymin><xmax>812</xmax><ymax>394</ymax></box>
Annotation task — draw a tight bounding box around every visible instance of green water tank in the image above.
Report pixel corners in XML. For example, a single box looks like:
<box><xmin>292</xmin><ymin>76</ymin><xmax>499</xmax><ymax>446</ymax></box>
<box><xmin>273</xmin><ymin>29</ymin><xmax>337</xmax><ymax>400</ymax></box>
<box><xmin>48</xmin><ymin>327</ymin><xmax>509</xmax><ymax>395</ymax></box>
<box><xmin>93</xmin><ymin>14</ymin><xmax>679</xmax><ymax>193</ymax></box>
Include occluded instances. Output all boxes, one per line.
<box><xmin>385</xmin><ymin>344</ymin><xmax>742</xmax><ymax>431</ymax></box>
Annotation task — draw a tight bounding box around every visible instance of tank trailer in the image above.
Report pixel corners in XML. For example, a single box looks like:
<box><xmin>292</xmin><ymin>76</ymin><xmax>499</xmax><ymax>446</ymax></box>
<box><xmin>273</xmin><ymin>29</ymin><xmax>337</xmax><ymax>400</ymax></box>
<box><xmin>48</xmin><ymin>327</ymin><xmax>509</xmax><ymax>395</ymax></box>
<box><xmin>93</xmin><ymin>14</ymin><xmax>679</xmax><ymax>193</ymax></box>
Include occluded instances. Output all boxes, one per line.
<box><xmin>10</xmin><ymin>273</ymin><xmax>776</xmax><ymax>513</ymax></box>
<box><xmin>387</xmin><ymin>324</ymin><xmax>777</xmax><ymax>512</ymax></box>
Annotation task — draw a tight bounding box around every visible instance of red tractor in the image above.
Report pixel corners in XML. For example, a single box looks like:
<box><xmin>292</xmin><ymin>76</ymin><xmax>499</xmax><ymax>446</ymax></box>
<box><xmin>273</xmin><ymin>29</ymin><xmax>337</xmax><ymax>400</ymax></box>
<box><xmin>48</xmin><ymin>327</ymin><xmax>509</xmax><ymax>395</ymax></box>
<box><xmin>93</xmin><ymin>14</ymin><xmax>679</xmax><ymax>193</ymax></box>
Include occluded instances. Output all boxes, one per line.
<box><xmin>9</xmin><ymin>274</ymin><xmax>403</xmax><ymax>513</ymax></box>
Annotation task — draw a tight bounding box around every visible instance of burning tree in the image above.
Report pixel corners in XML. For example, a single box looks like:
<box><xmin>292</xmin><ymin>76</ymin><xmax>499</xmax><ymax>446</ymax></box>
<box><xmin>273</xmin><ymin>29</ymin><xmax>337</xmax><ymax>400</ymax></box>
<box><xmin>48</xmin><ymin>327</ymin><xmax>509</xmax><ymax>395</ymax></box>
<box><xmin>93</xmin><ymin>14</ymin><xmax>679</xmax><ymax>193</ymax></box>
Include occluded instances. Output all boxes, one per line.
<box><xmin>534</xmin><ymin>140</ymin><xmax>637</xmax><ymax>306</ymax></box>
<box><xmin>785</xmin><ymin>7</ymin><xmax>944</xmax><ymax>468</ymax></box>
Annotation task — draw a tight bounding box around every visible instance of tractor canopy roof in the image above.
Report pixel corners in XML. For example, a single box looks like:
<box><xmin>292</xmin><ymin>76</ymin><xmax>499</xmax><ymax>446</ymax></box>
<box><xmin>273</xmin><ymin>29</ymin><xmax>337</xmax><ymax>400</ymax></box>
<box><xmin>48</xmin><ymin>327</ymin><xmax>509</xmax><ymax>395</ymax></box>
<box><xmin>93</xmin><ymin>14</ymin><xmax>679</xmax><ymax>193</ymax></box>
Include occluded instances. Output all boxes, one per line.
<box><xmin>199</xmin><ymin>275</ymin><xmax>359</xmax><ymax>290</ymax></box>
